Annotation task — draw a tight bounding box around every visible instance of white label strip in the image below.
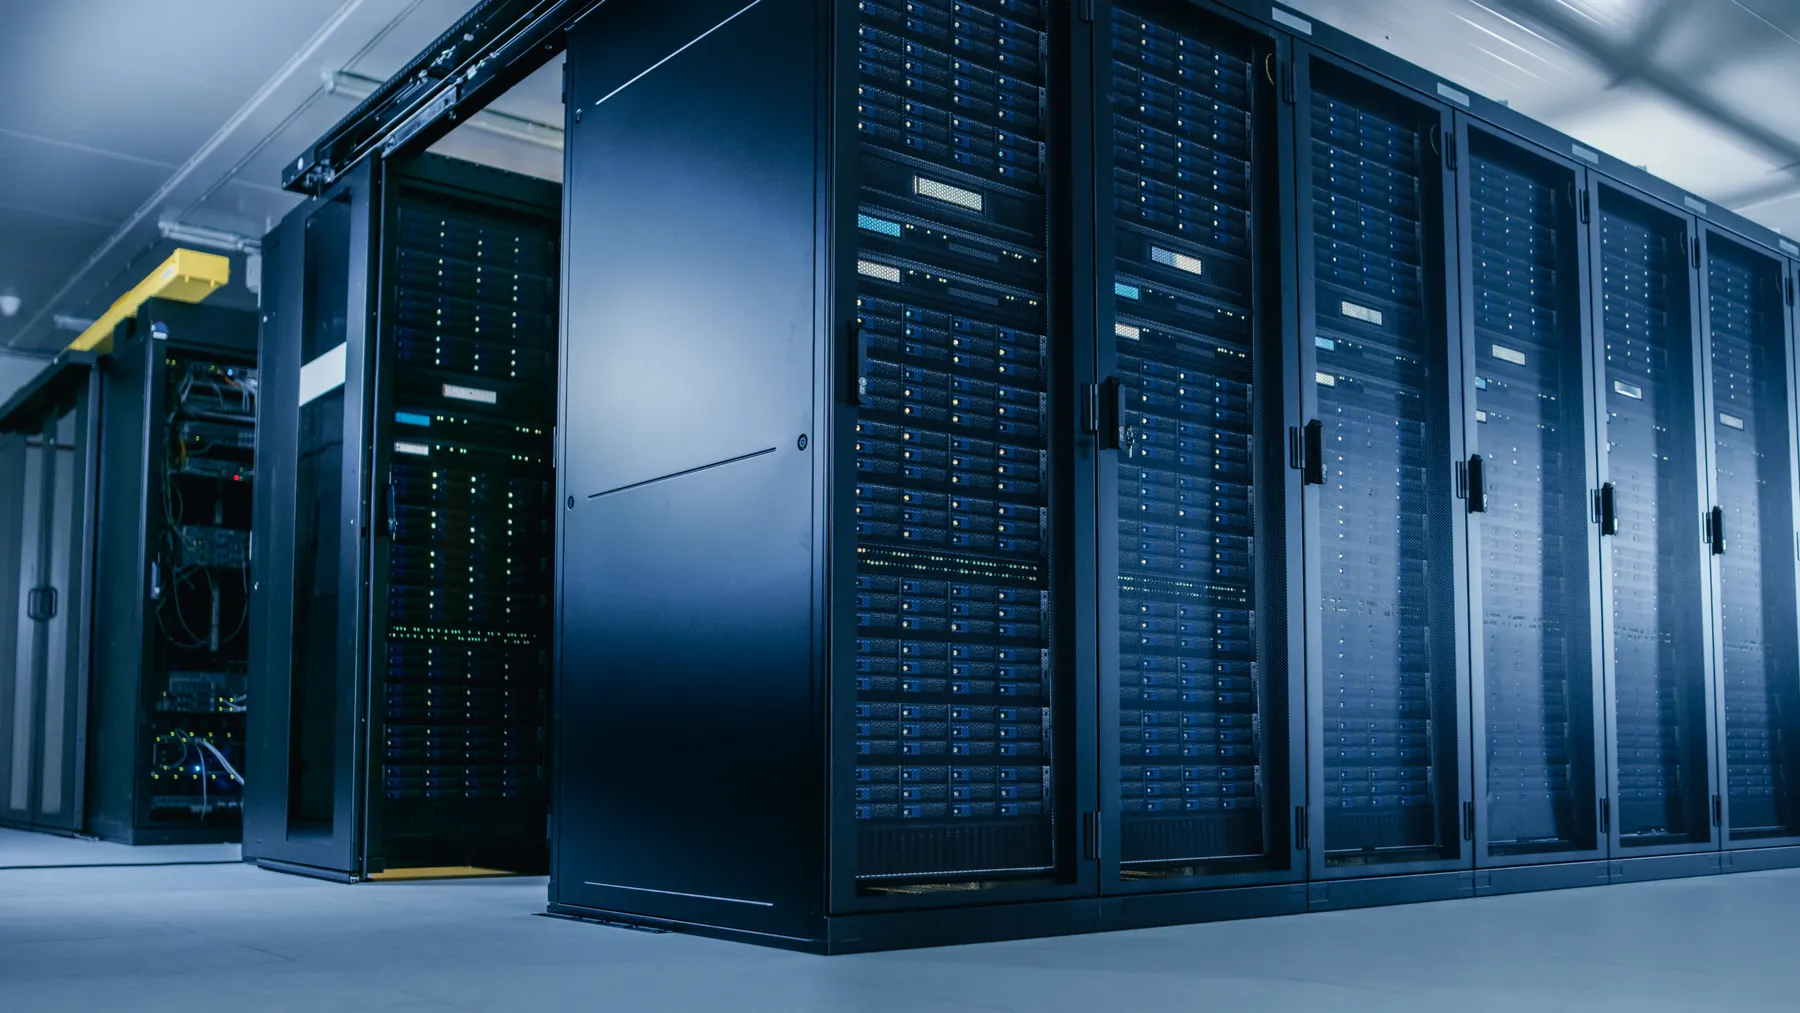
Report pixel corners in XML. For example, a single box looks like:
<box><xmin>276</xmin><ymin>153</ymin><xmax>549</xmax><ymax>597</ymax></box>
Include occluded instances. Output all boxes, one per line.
<box><xmin>1572</xmin><ymin>144</ymin><xmax>1599</xmax><ymax>164</ymax></box>
<box><xmin>1271</xmin><ymin>8</ymin><xmax>1313</xmax><ymax>34</ymax></box>
<box><xmin>1475</xmin><ymin>409</ymin><xmax>1489</xmax><ymax>423</ymax></box>
<box><xmin>1613</xmin><ymin>380</ymin><xmax>1643</xmax><ymax>400</ymax></box>
<box><xmin>1315</xmin><ymin>371</ymin><xmax>1336</xmax><ymax>387</ymax></box>
<box><xmin>1341</xmin><ymin>301</ymin><xmax>1384</xmax><ymax>327</ymax></box>
<box><xmin>297</xmin><ymin>342</ymin><xmax>347</xmax><ymax>408</ymax></box>
<box><xmin>1684</xmin><ymin>196</ymin><xmax>1708</xmax><ymax>214</ymax></box>
<box><xmin>394</xmin><ymin>441</ymin><xmax>431</xmax><ymax>457</ymax></box>
<box><xmin>1150</xmin><ymin>246</ymin><xmax>1204</xmax><ymax>276</ymax></box>
<box><xmin>1720</xmin><ymin>412</ymin><xmax>1746</xmax><ymax>430</ymax></box>
<box><xmin>1492</xmin><ymin>344</ymin><xmax>1526</xmax><ymax>366</ymax></box>
<box><xmin>857</xmin><ymin>259</ymin><xmax>902</xmax><ymax>283</ymax></box>
<box><xmin>1437</xmin><ymin>82</ymin><xmax>1470</xmax><ymax>107</ymax></box>
<box><xmin>914</xmin><ymin>175</ymin><xmax>983</xmax><ymax>212</ymax></box>
<box><xmin>443</xmin><ymin>383</ymin><xmax>498</xmax><ymax>405</ymax></box>
<box><xmin>1316</xmin><ymin>336</ymin><xmax>1336</xmax><ymax>351</ymax></box>
<box><xmin>1115</xmin><ymin>322</ymin><xmax>1142</xmax><ymax>340</ymax></box>
<box><xmin>1781</xmin><ymin>240</ymin><xmax>1799</xmax><ymax>257</ymax></box>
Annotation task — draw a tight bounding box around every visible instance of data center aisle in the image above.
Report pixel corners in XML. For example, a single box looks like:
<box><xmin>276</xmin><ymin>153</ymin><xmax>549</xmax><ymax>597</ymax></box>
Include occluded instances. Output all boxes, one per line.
<box><xmin>1</xmin><ymin>862</ymin><xmax>1795</xmax><ymax>1011</ymax></box>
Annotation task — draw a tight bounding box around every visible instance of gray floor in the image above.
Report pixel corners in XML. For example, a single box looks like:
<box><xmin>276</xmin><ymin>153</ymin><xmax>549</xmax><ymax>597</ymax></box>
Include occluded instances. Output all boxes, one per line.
<box><xmin>2</xmin><ymin>859</ymin><xmax>1797</xmax><ymax>1011</ymax></box>
<box><xmin>0</xmin><ymin>827</ymin><xmax>240</xmax><ymax>869</ymax></box>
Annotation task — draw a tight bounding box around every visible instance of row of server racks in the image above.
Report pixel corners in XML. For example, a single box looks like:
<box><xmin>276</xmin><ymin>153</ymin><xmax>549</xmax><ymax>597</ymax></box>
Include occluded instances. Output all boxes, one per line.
<box><xmin>247</xmin><ymin>155</ymin><xmax>558</xmax><ymax>880</ymax></box>
<box><xmin>546</xmin><ymin>0</ymin><xmax>1800</xmax><ymax>950</ymax></box>
<box><xmin>0</xmin><ymin>301</ymin><xmax>258</xmax><ymax>844</ymax></box>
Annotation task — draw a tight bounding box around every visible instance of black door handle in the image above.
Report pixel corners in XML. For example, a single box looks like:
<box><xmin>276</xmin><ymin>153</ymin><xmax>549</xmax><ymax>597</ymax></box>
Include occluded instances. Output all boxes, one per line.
<box><xmin>387</xmin><ymin>478</ymin><xmax>399</xmax><ymax>540</ymax></box>
<box><xmin>1467</xmin><ymin>454</ymin><xmax>1486</xmax><ymax>513</ymax></box>
<box><xmin>853</xmin><ymin>325</ymin><xmax>871</xmax><ymax>406</ymax></box>
<box><xmin>1302</xmin><ymin>420</ymin><xmax>1324</xmax><ymax>486</ymax></box>
<box><xmin>1598</xmin><ymin>482</ymin><xmax>1618</xmax><ymax>536</ymax></box>
<box><xmin>26</xmin><ymin>586</ymin><xmax>56</xmax><ymax>622</ymax></box>
<box><xmin>1710</xmin><ymin>505</ymin><xmax>1726</xmax><ymax>555</ymax></box>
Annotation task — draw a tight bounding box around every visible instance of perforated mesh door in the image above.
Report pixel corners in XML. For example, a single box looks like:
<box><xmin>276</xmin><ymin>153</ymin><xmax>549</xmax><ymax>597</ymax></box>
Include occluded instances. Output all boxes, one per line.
<box><xmin>1106</xmin><ymin>4</ymin><xmax>1270</xmax><ymax>871</ymax></box>
<box><xmin>1309</xmin><ymin>69</ymin><xmax>1459</xmax><ymax>864</ymax></box>
<box><xmin>1706</xmin><ymin>239</ymin><xmax>1800</xmax><ymax>840</ymax></box>
<box><xmin>1599</xmin><ymin>192</ymin><xmax>1711</xmax><ymax>846</ymax></box>
<box><xmin>850</xmin><ymin>0</ymin><xmax>1058</xmax><ymax>883</ymax></box>
<box><xmin>1467</xmin><ymin>139</ymin><xmax>1597</xmax><ymax>856</ymax></box>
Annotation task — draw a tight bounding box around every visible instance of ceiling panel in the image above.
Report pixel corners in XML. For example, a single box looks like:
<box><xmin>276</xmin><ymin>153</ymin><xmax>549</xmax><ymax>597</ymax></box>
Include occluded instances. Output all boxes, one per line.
<box><xmin>0</xmin><ymin>132</ymin><xmax>178</xmax><ymax>226</ymax></box>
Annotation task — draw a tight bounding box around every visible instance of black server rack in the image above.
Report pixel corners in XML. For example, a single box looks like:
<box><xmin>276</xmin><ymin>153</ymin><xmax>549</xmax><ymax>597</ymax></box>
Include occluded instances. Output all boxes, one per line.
<box><xmin>247</xmin><ymin>154</ymin><xmax>557</xmax><ymax>880</ymax></box>
<box><xmin>1293</xmin><ymin>49</ymin><xmax>1470</xmax><ymax>895</ymax></box>
<box><xmin>86</xmin><ymin>300</ymin><xmax>259</xmax><ymax>844</ymax></box>
<box><xmin>1699</xmin><ymin>231</ymin><xmax>1800</xmax><ymax>846</ymax></box>
<box><xmin>1593</xmin><ymin>184</ymin><xmax>1718</xmax><ymax>862</ymax></box>
<box><xmin>1094</xmin><ymin>1</ymin><xmax>1304</xmax><ymax>900</ymax></box>
<box><xmin>1456</xmin><ymin>124</ymin><xmax>1607</xmax><ymax>880</ymax></box>
<box><xmin>0</xmin><ymin>352</ymin><xmax>101</xmax><ymax>836</ymax></box>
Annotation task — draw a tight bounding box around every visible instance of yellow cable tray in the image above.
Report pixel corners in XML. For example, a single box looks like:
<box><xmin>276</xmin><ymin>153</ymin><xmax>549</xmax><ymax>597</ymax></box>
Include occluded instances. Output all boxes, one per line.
<box><xmin>66</xmin><ymin>248</ymin><xmax>232</xmax><ymax>353</ymax></box>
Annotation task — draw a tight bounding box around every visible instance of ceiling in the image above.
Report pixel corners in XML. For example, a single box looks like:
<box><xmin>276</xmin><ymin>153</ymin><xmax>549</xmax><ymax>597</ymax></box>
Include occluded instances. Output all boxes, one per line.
<box><xmin>1283</xmin><ymin>0</ymin><xmax>1800</xmax><ymax>231</ymax></box>
<box><xmin>3</xmin><ymin>0</ymin><xmax>1798</xmax><ymax>356</ymax></box>
<box><xmin>0</xmin><ymin>0</ymin><xmax>564</xmax><ymax>357</ymax></box>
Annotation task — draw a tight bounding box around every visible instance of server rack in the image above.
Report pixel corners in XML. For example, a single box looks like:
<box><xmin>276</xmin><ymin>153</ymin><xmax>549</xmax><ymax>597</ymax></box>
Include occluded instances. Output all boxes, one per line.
<box><xmin>0</xmin><ymin>352</ymin><xmax>101</xmax><ymax>836</ymax></box>
<box><xmin>85</xmin><ymin>300</ymin><xmax>258</xmax><ymax>845</ymax></box>
<box><xmin>1091</xmin><ymin>0</ymin><xmax>1306</xmax><ymax>907</ymax></box>
<box><xmin>1455</xmin><ymin>121</ymin><xmax>1609</xmax><ymax>888</ymax></box>
<box><xmin>1291</xmin><ymin>46</ymin><xmax>1472</xmax><ymax>904</ymax></box>
<box><xmin>247</xmin><ymin>154</ymin><xmax>558</xmax><ymax>880</ymax></box>
<box><xmin>1589</xmin><ymin>183</ymin><xmax>1720</xmax><ymax>876</ymax></box>
<box><xmin>1698</xmin><ymin>229</ymin><xmax>1800</xmax><ymax>850</ymax></box>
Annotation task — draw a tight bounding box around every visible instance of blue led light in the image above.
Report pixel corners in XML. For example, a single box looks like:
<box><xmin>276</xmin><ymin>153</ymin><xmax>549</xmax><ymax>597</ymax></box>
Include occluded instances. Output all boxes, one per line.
<box><xmin>1114</xmin><ymin>282</ymin><xmax>1141</xmax><ymax>300</ymax></box>
<box><xmin>395</xmin><ymin>412</ymin><xmax>432</xmax><ymax>427</ymax></box>
<box><xmin>858</xmin><ymin>214</ymin><xmax>903</xmax><ymax>237</ymax></box>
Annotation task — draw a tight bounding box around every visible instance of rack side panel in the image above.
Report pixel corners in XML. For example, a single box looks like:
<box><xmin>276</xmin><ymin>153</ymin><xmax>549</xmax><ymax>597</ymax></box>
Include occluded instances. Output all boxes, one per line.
<box><xmin>554</xmin><ymin>0</ymin><xmax>823</xmax><ymax>940</ymax></box>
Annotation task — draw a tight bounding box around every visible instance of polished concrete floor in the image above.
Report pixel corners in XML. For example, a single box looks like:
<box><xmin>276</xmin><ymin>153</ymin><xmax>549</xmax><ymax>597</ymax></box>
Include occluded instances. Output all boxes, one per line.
<box><xmin>2</xmin><ymin>851</ymin><xmax>1797</xmax><ymax>1011</ymax></box>
<box><xmin>0</xmin><ymin>827</ymin><xmax>239</xmax><ymax>869</ymax></box>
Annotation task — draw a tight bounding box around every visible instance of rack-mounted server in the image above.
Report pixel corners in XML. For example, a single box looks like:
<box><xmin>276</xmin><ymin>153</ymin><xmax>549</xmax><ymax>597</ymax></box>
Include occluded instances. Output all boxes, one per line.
<box><xmin>85</xmin><ymin>300</ymin><xmax>259</xmax><ymax>844</ymax></box>
<box><xmin>247</xmin><ymin>154</ymin><xmax>557</xmax><ymax>881</ymax></box>
<box><xmin>537</xmin><ymin>0</ymin><xmax>1800</xmax><ymax>951</ymax></box>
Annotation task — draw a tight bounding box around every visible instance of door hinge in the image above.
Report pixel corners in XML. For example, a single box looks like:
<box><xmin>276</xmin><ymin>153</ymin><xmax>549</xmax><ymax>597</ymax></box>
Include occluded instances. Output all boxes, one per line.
<box><xmin>1294</xmin><ymin>805</ymin><xmax>1308</xmax><ymax>850</ymax></box>
<box><xmin>1076</xmin><ymin>0</ymin><xmax>1095</xmax><ymax>22</ymax></box>
<box><xmin>1599</xmin><ymin>797</ymin><xmax>1611</xmax><ymax>834</ymax></box>
<box><xmin>1082</xmin><ymin>810</ymin><xmax>1102</xmax><ymax>861</ymax></box>
<box><xmin>1711</xmin><ymin>793</ymin><xmax>1723</xmax><ymax>827</ymax></box>
<box><xmin>1578</xmin><ymin>188</ymin><xmax>1590</xmax><ymax>224</ymax></box>
<box><xmin>1462</xmin><ymin>801</ymin><xmax>1475</xmax><ymax>841</ymax></box>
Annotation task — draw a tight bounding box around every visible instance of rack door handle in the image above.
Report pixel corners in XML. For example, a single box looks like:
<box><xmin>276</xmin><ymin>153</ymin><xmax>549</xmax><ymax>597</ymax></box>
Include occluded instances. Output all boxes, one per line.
<box><xmin>853</xmin><ymin>325</ymin><xmax>871</xmax><ymax>406</ymax></box>
<box><xmin>1467</xmin><ymin>455</ymin><xmax>1486</xmax><ymax>513</ymax></box>
<box><xmin>1709</xmin><ymin>506</ymin><xmax>1726</xmax><ymax>555</ymax></box>
<box><xmin>1598</xmin><ymin>482</ymin><xmax>1618</xmax><ymax>536</ymax></box>
<box><xmin>1302</xmin><ymin>420</ymin><xmax>1324</xmax><ymax>486</ymax></box>
<box><xmin>25</xmin><ymin>586</ymin><xmax>56</xmax><ymax>622</ymax></box>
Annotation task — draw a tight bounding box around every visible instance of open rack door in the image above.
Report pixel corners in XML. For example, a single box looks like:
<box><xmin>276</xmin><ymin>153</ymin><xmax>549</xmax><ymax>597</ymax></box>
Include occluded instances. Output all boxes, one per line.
<box><xmin>245</xmin><ymin>164</ymin><xmax>376</xmax><ymax>879</ymax></box>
